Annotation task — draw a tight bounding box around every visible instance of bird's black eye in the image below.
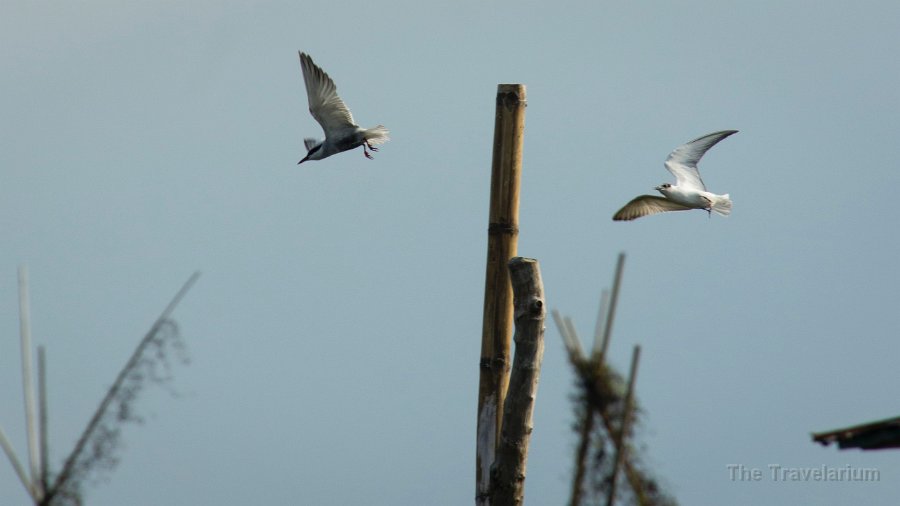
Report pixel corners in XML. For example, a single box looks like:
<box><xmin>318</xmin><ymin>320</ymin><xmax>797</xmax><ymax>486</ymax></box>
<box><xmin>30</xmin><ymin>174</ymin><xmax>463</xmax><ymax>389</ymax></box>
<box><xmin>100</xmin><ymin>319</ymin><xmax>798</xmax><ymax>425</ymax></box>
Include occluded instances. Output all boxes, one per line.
<box><xmin>661</xmin><ymin>183</ymin><xmax>670</xmax><ymax>188</ymax></box>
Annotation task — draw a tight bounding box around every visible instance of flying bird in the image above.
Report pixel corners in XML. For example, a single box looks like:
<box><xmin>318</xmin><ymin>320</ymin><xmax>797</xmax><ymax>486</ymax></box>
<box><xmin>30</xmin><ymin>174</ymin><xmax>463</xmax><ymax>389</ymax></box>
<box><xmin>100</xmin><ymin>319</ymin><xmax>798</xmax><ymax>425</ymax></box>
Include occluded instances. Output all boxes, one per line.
<box><xmin>612</xmin><ymin>130</ymin><xmax>737</xmax><ymax>221</ymax></box>
<box><xmin>297</xmin><ymin>52</ymin><xmax>389</xmax><ymax>164</ymax></box>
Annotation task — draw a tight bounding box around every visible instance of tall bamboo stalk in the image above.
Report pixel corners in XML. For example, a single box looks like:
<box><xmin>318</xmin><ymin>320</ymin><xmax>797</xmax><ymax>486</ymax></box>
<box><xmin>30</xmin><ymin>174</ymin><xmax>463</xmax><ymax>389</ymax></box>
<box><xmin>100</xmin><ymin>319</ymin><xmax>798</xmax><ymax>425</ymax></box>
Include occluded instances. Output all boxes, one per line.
<box><xmin>605</xmin><ymin>345</ymin><xmax>641</xmax><ymax>506</ymax></box>
<box><xmin>490</xmin><ymin>257</ymin><xmax>546</xmax><ymax>506</ymax></box>
<box><xmin>596</xmin><ymin>253</ymin><xmax>625</xmax><ymax>363</ymax></box>
<box><xmin>476</xmin><ymin>84</ymin><xmax>527</xmax><ymax>505</ymax></box>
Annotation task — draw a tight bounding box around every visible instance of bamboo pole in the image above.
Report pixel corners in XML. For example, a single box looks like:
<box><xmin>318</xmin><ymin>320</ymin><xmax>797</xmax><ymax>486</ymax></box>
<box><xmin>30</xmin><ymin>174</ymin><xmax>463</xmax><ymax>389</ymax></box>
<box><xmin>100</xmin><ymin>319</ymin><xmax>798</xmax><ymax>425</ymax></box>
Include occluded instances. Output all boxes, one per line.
<box><xmin>551</xmin><ymin>313</ymin><xmax>591</xmax><ymax>506</ymax></box>
<box><xmin>476</xmin><ymin>84</ymin><xmax>526</xmax><ymax>505</ymax></box>
<box><xmin>563</xmin><ymin>316</ymin><xmax>582</xmax><ymax>358</ymax></box>
<box><xmin>18</xmin><ymin>266</ymin><xmax>42</xmax><ymax>500</ymax></box>
<box><xmin>569</xmin><ymin>410</ymin><xmax>594</xmax><ymax>506</ymax></box>
<box><xmin>596</xmin><ymin>253</ymin><xmax>625</xmax><ymax>363</ymax></box>
<box><xmin>596</xmin><ymin>400</ymin><xmax>650</xmax><ymax>505</ymax></box>
<box><xmin>38</xmin><ymin>346</ymin><xmax>49</xmax><ymax>497</ymax></box>
<box><xmin>591</xmin><ymin>289</ymin><xmax>610</xmax><ymax>357</ymax></box>
<box><xmin>490</xmin><ymin>257</ymin><xmax>546</xmax><ymax>506</ymax></box>
<box><xmin>605</xmin><ymin>345</ymin><xmax>641</xmax><ymax>506</ymax></box>
<box><xmin>0</xmin><ymin>426</ymin><xmax>36</xmax><ymax>501</ymax></box>
<box><xmin>551</xmin><ymin>310</ymin><xmax>582</xmax><ymax>362</ymax></box>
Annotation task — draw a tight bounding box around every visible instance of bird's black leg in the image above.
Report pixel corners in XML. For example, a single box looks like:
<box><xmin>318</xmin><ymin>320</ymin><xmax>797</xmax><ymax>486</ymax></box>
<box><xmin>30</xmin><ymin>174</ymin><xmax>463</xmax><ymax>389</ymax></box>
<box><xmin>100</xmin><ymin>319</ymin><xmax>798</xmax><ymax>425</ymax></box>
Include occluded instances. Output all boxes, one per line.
<box><xmin>366</xmin><ymin>141</ymin><xmax>379</xmax><ymax>152</ymax></box>
<box><xmin>362</xmin><ymin>143</ymin><xmax>374</xmax><ymax>160</ymax></box>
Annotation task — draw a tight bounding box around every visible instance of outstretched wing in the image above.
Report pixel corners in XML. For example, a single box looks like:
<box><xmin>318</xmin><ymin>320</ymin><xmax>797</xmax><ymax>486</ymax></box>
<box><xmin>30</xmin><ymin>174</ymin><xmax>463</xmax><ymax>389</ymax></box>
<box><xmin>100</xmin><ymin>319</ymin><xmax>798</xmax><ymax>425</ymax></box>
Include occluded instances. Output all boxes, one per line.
<box><xmin>613</xmin><ymin>195</ymin><xmax>693</xmax><ymax>221</ymax></box>
<box><xmin>298</xmin><ymin>52</ymin><xmax>358</xmax><ymax>136</ymax></box>
<box><xmin>664</xmin><ymin>130</ymin><xmax>738</xmax><ymax>191</ymax></box>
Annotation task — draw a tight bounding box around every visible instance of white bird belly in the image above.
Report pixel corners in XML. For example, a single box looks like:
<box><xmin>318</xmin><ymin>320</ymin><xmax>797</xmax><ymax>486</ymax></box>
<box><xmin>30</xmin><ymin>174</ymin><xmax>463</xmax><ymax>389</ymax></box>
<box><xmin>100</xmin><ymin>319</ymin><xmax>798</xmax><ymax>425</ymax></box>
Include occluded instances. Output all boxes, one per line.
<box><xmin>659</xmin><ymin>187</ymin><xmax>708</xmax><ymax>208</ymax></box>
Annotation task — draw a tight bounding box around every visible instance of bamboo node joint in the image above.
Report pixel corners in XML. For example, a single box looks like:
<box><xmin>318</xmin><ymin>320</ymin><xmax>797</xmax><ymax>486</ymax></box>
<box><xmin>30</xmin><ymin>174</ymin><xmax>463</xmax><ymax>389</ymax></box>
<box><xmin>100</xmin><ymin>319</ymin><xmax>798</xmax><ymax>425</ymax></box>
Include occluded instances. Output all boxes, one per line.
<box><xmin>480</xmin><ymin>356</ymin><xmax>510</xmax><ymax>372</ymax></box>
<box><xmin>488</xmin><ymin>222</ymin><xmax>519</xmax><ymax>235</ymax></box>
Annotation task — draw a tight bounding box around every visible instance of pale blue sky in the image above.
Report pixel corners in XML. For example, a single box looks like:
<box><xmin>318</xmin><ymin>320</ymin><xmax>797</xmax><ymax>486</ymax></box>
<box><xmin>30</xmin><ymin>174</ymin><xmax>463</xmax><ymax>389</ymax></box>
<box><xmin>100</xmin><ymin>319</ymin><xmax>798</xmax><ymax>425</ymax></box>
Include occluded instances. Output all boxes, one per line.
<box><xmin>3</xmin><ymin>1</ymin><xmax>900</xmax><ymax>505</ymax></box>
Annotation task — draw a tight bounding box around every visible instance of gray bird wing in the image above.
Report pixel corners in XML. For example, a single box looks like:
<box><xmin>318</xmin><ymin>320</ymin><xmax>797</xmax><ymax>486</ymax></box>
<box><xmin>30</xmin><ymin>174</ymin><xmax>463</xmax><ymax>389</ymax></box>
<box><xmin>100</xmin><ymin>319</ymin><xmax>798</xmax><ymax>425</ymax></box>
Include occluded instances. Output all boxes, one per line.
<box><xmin>299</xmin><ymin>52</ymin><xmax>358</xmax><ymax>136</ymax></box>
<box><xmin>664</xmin><ymin>130</ymin><xmax>738</xmax><ymax>191</ymax></box>
<box><xmin>613</xmin><ymin>195</ymin><xmax>693</xmax><ymax>221</ymax></box>
<box><xmin>303</xmin><ymin>138</ymin><xmax>319</xmax><ymax>151</ymax></box>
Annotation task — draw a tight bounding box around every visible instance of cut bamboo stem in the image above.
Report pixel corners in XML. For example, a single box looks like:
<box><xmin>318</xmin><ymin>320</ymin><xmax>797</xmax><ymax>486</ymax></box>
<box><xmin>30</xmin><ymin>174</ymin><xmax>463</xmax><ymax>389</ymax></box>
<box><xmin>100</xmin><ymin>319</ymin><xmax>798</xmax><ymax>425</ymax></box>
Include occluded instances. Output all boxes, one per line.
<box><xmin>477</xmin><ymin>83</ymin><xmax>527</xmax><ymax>505</ymax></box>
<box><xmin>605</xmin><ymin>345</ymin><xmax>641</xmax><ymax>506</ymax></box>
<box><xmin>490</xmin><ymin>257</ymin><xmax>546</xmax><ymax>506</ymax></box>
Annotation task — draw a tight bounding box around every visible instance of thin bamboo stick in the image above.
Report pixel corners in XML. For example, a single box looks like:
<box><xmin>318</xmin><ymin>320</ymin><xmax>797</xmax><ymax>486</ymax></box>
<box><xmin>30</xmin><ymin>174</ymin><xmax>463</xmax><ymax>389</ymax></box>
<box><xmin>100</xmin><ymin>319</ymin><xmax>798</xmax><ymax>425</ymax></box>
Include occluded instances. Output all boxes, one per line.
<box><xmin>38</xmin><ymin>346</ymin><xmax>49</xmax><ymax>496</ymax></box>
<box><xmin>477</xmin><ymin>84</ymin><xmax>526</xmax><ymax>505</ymax></box>
<box><xmin>596</xmin><ymin>253</ymin><xmax>626</xmax><ymax>363</ymax></box>
<box><xmin>550</xmin><ymin>310</ymin><xmax>592</xmax><ymax>506</ymax></box>
<box><xmin>591</xmin><ymin>289</ymin><xmax>610</xmax><ymax>358</ymax></box>
<box><xmin>569</xmin><ymin>409</ymin><xmax>594</xmax><ymax>506</ymax></box>
<box><xmin>596</xmin><ymin>399</ymin><xmax>650</xmax><ymax>505</ymax></box>
<box><xmin>605</xmin><ymin>345</ymin><xmax>641</xmax><ymax>506</ymax></box>
<box><xmin>550</xmin><ymin>310</ymin><xmax>566</xmax><ymax>340</ymax></box>
<box><xmin>18</xmin><ymin>266</ymin><xmax>42</xmax><ymax>497</ymax></box>
<box><xmin>563</xmin><ymin>316</ymin><xmax>581</xmax><ymax>356</ymax></box>
<box><xmin>551</xmin><ymin>310</ymin><xmax>583</xmax><ymax>362</ymax></box>
<box><xmin>0</xmin><ymin>425</ymin><xmax>36</xmax><ymax>500</ymax></box>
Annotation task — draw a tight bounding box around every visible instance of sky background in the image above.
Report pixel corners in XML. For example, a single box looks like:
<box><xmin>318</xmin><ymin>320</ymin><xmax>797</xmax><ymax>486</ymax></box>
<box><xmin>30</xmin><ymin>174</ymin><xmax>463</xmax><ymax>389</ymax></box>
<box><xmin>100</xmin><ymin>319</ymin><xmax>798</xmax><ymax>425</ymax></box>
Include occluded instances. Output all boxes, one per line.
<box><xmin>2</xmin><ymin>1</ymin><xmax>900</xmax><ymax>505</ymax></box>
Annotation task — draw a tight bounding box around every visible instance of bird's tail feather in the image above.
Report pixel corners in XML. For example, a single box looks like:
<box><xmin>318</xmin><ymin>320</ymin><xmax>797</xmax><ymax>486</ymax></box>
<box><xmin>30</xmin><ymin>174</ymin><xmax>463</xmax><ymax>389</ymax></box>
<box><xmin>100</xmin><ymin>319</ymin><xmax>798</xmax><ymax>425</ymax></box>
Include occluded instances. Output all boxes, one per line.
<box><xmin>711</xmin><ymin>194</ymin><xmax>732</xmax><ymax>216</ymax></box>
<box><xmin>363</xmin><ymin>125</ymin><xmax>390</xmax><ymax>145</ymax></box>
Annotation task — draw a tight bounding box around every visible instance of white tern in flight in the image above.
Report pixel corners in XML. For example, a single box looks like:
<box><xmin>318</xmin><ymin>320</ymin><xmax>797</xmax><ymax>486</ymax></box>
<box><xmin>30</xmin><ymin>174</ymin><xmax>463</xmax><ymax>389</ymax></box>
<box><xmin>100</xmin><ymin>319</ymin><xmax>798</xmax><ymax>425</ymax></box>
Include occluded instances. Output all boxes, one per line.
<box><xmin>297</xmin><ymin>52</ymin><xmax>389</xmax><ymax>164</ymax></box>
<box><xmin>613</xmin><ymin>130</ymin><xmax>737</xmax><ymax>221</ymax></box>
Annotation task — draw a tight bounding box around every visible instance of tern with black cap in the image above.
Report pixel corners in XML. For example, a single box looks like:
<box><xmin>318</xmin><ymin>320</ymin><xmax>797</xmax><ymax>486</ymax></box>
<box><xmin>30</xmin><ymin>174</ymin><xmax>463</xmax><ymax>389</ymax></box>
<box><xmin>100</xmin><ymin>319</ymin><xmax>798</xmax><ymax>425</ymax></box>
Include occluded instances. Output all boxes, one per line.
<box><xmin>297</xmin><ymin>52</ymin><xmax>390</xmax><ymax>164</ymax></box>
<box><xmin>613</xmin><ymin>130</ymin><xmax>737</xmax><ymax>221</ymax></box>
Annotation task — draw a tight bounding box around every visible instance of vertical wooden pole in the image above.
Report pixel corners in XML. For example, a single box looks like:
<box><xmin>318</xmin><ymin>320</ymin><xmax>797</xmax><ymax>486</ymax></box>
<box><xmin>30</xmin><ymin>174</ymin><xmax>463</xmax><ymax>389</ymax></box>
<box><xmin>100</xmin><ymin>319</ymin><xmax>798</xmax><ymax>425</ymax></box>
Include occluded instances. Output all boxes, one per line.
<box><xmin>606</xmin><ymin>345</ymin><xmax>641</xmax><ymax>506</ymax></box>
<box><xmin>477</xmin><ymin>84</ymin><xmax>527</xmax><ymax>505</ymax></box>
<box><xmin>490</xmin><ymin>257</ymin><xmax>546</xmax><ymax>506</ymax></box>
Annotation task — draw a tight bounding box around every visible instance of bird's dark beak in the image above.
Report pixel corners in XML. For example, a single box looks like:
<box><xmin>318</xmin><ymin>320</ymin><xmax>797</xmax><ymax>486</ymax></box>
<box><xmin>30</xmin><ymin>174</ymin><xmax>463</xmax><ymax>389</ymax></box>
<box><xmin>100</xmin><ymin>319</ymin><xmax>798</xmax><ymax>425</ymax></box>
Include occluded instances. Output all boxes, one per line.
<box><xmin>298</xmin><ymin>155</ymin><xmax>309</xmax><ymax>165</ymax></box>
